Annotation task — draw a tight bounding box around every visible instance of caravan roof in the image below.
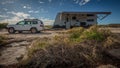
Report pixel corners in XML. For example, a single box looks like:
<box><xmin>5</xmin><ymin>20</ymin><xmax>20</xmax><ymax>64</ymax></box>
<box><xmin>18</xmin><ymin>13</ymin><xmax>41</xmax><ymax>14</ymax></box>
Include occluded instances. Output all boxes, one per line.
<box><xmin>59</xmin><ymin>12</ymin><xmax>111</xmax><ymax>14</ymax></box>
<box><xmin>59</xmin><ymin>11</ymin><xmax>111</xmax><ymax>20</ymax></box>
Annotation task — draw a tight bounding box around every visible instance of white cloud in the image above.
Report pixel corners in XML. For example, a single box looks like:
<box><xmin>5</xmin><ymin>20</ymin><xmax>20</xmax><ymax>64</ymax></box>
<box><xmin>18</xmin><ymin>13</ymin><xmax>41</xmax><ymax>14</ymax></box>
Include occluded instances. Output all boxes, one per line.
<box><xmin>23</xmin><ymin>5</ymin><xmax>31</xmax><ymax>9</ymax></box>
<box><xmin>0</xmin><ymin>15</ymin><xmax>8</xmax><ymax>18</ymax></box>
<box><xmin>34</xmin><ymin>11</ymin><xmax>39</xmax><ymax>13</ymax></box>
<box><xmin>28</xmin><ymin>8</ymin><xmax>48</xmax><ymax>14</ymax></box>
<box><xmin>23</xmin><ymin>6</ymin><xmax>27</xmax><ymax>8</ymax></box>
<box><xmin>80</xmin><ymin>0</ymin><xmax>90</xmax><ymax>5</ymax></box>
<box><xmin>0</xmin><ymin>11</ymin><xmax>53</xmax><ymax>25</ymax></box>
<box><xmin>40</xmin><ymin>8</ymin><xmax>48</xmax><ymax>13</ymax></box>
<box><xmin>48</xmin><ymin>0</ymin><xmax>52</xmax><ymax>3</ymax></box>
<box><xmin>28</xmin><ymin>10</ymin><xmax>34</xmax><ymax>13</ymax></box>
<box><xmin>40</xmin><ymin>17</ymin><xmax>54</xmax><ymax>25</ymax></box>
<box><xmin>0</xmin><ymin>17</ymin><xmax>22</xmax><ymax>23</ymax></box>
<box><xmin>1</xmin><ymin>0</ymin><xmax>16</xmax><ymax>5</ymax></box>
<box><xmin>3</xmin><ymin>8</ymin><xmax>8</xmax><ymax>11</ymax></box>
<box><xmin>39</xmin><ymin>1</ymin><xmax>44</xmax><ymax>4</ymax></box>
<box><xmin>74</xmin><ymin>0</ymin><xmax>79</xmax><ymax>3</ymax></box>
<box><xmin>74</xmin><ymin>0</ymin><xmax>90</xmax><ymax>6</ymax></box>
<box><xmin>1</xmin><ymin>12</ymin><xmax>31</xmax><ymax>23</ymax></box>
<box><xmin>8</xmin><ymin>11</ymin><xmax>30</xmax><ymax>18</ymax></box>
<box><xmin>28</xmin><ymin>10</ymin><xmax>39</xmax><ymax>13</ymax></box>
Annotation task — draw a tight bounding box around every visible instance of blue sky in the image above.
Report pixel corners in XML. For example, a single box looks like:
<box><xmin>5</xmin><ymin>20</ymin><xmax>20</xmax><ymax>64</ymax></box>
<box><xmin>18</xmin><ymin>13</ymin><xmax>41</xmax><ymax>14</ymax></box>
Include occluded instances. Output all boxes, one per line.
<box><xmin>0</xmin><ymin>0</ymin><xmax>120</xmax><ymax>25</ymax></box>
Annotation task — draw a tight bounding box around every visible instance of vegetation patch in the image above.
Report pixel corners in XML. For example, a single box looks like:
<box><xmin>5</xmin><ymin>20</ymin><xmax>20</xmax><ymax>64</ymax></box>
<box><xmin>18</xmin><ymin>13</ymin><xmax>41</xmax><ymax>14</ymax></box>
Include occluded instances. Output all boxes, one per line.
<box><xmin>0</xmin><ymin>23</ymin><xmax>8</xmax><ymax>29</ymax></box>
<box><xmin>68</xmin><ymin>25</ymin><xmax>111</xmax><ymax>43</ymax></box>
<box><xmin>0</xmin><ymin>35</ymin><xmax>8</xmax><ymax>46</ymax></box>
<box><xmin>18</xmin><ymin>25</ymin><xmax>120</xmax><ymax>68</ymax></box>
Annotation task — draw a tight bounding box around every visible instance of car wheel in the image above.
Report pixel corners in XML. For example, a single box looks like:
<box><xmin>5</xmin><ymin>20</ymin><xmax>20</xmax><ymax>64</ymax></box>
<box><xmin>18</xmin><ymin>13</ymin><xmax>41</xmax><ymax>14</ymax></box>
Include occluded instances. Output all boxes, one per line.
<box><xmin>30</xmin><ymin>28</ymin><xmax>37</xmax><ymax>33</ymax></box>
<box><xmin>8</xmin><ymin>27</ymin><xmax>15</xmax><ymax>33</ymax></box>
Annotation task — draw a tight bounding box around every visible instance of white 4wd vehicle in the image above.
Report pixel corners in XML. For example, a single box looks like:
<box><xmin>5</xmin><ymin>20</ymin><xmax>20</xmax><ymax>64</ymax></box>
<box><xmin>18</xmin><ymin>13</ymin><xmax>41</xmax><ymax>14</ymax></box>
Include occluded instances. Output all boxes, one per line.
<box><xmin>7</xmin><ymin>19</ymin><xmax>44</xmax><ymax>33</ymax></box>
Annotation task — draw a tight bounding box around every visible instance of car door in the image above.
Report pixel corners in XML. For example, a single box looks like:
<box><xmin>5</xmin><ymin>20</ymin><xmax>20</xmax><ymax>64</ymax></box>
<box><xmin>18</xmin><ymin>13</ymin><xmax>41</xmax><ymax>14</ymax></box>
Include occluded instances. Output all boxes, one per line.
<box><xmin>15</xmin><ymin>21</ymin><xmax>25</xmax><ymax>30</ymax></box>
<box><xmin>24</xmin><ymin>21</ymin><xmax>31</xmax><ymax>30</ymax></box>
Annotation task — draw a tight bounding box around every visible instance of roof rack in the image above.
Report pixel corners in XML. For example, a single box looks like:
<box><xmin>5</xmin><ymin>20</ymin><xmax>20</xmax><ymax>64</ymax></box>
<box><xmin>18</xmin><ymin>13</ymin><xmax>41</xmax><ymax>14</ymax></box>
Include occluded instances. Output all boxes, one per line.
<box><xmin>24</xmin><ymin>19</ymin><xmax>38</xmax><ymax>21</ymax></box>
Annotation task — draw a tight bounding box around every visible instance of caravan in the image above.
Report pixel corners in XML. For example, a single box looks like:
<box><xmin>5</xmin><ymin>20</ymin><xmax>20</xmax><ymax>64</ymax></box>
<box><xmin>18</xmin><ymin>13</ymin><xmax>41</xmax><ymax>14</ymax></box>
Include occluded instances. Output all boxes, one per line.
<box><xmin>53</xmin><ymin>12</ymin><xmax>111</xmax><ymax>29</ymax></box>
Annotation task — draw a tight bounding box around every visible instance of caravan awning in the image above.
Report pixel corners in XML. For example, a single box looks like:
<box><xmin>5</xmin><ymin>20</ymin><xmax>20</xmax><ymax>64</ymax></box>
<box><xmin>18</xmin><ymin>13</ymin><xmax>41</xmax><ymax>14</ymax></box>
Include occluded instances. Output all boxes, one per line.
<box><xmin>96</xmin><ymin>12</ymin><xmax>111</xmax><ymax>20</ymax></box>
<box><xmin>60</xmin><ymin>12</ymin><xmax>111</xmax><ymax>20</ymax></box>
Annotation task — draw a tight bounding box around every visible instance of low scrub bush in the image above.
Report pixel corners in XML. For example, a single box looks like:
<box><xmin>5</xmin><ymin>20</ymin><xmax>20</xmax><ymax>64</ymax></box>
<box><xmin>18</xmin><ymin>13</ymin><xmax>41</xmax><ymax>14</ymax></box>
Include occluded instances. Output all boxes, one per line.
<box><xmin>0</xmin><ymin>35</ymin><xmax>8</xmax><ymax>45</ymax></box>
<box><xmin>26</xmin><ymin>25</ymin><xmax>113</xmax><ymax>57</ymax></box>
<box><xmin>68</xmin><ymin>27</ymin><xmax>84</xmax><ymax>42</ymax></box>
<box><xmin>19</xmin><ymin>39</ymin><xmax>119</xmax><ymax>68</ymax></box>
<box><xmin>28</xmin><ymin>37</ymin><xmax>50</xmax><ymax>57</ymax></box>
<box><xmin>80</xmin><ymin>26</ymin><xmax>105</xmax><ymax>41</ymax></box>
<box><xmin>18</xmin><ymin>25</ymin><xmax>120</xmax><ymax>68</ymax></box>
<box><xmin>45</xmin><ymin>25</ymin><xmax>53</xmax><ymax>29</ymax></box>
<box><xmin>81</xmin><ymin>30</ymin><xmax>104</xmax><ymax>41</ymax></box>
<box><xmin>20</xmin><ymin>40</ymin><xmax>105</xmax><ymax>68</ymax></box>
<box><xmin>0</xmin><ymin>23</ymin><xmax>8</xmax><ymax>29</ymax></box>
<box><xmin>68</xmin><ymin>25</ymin><xmax>111</xmax><ymax>42</ymax></box>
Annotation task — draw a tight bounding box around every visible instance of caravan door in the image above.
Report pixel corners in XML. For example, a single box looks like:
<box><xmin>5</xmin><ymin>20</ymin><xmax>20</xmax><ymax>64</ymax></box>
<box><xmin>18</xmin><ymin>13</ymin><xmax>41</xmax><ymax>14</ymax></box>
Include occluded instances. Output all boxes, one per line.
<box><xmin>66</xmin><ymin>22</ymin><xmax>70</xmax><ymax>29</ymax></box>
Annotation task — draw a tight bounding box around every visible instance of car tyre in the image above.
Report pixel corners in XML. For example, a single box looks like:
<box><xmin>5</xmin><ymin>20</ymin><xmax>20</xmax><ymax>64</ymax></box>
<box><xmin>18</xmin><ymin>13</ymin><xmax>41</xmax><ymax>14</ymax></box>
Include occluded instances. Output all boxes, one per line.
<box><xmin>30</xmin><ymin>28</ymin><xmax>37</xmax><ymax>33</ymax></box>
<box><xmin>8</xmin><ymin>27</ymin><xmax>15</xmax><ymax>33</ymax></box>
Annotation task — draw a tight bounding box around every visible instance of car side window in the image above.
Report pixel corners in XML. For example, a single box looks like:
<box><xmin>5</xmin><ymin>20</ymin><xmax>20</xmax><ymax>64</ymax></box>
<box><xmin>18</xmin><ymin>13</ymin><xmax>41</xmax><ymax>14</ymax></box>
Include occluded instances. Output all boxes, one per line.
<box><xmin>31</xmin><ymin>21</ymin><xmax>38</xmax><ymax>24</ymax></box>
<box><xmin>17</xmin><ymin>21</ymin><xmax>25</xmax><ymax>25</ymax></box>
<box><xmin>25</xmin><ymin>21</ymin><xmax>31</xmax><ymax>25</ymax></box>
<box><xmin>38</xmin><ymin>21</ymin><xmax>43</xmax><ymax>24</ymax></box>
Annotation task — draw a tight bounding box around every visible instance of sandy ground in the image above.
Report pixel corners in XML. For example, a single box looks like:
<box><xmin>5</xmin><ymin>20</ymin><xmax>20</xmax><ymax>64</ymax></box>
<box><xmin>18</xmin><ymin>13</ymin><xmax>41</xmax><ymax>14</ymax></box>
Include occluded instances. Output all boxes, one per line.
<box><xmin>0</xmin><ymin>30</ymin><xmax>66</xmax><ymax>65</ymax></box>
<box><xmin>0</xmin><ymin>30</ymin><xmax>62</xmax><ymax>39</ymax></box>
<box><xmin>0</xmin><ymin>28</ymin><xmax>120</xmax><ymax>65</ymax></box>
<box><xmin>102</xmin><ymin>27</ymin><xmax>120</xmax><ymax>33</ymax></box>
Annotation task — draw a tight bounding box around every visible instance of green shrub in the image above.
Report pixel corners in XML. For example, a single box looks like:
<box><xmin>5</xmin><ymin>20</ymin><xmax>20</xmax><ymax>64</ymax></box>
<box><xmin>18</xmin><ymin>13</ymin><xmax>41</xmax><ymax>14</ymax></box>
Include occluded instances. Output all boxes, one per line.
<box><xmin>68</xmin><ymin>27</ymin><xmax>84</xmax><ymax>42</ymax></box>
<box><xmin>67</xmin><ymin>27</ymin><xmax>84</xmax><ymax>34</ymax></box>
<box><xmin>81</xmin><ymin>30</ymin><xmax>104</xmax><ymax>41</ymax></box>
<box><xmin>0</xmin><ymin>35</ymin><xmax>7</xmax><ymax>45</ymax></box>
<box><xmin>19</xmin><ymin>40</ymin><xmax>108</xmax><ymax>68</ymax></box>
<box><xmin>44</xmin><ymin>25</ymin><xmax>53</xmax><ymax>29</ymax></box>
<box><xmin>99</xmin><ymin>28</ymin><xmax>111</xmax><ymax>37</ymax></box>
<box><xmin>19</xmin><ymin>25</ymin><xmax>120</xmax><ymax>68</ymax></box>
<box><xmin>28</xmin><ymin>37</ymin><xmax>50</xmax><ymax>57</ymax></box>
<box><xmin>68</xmin><ymin>25</ymin><xmax>109</xmax><ymax>42</ymax></box>
<box><xmin>0</xmin><ymin>23</ymin><xmax>8</xmax><ymax>29</ymax></box>
<box><xmin>80</xmin><ymin>26</ymin><xmax>105</xmax><ymax>41</ymax></box>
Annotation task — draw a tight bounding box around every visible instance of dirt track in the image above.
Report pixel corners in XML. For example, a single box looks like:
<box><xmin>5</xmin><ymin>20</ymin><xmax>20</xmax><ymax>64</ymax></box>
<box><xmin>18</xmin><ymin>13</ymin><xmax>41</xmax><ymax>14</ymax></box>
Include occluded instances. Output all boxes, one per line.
<box><xmin>103</xmin><ymin>27</ymin><xmax>120</xmax><ymax>33</ymax></box>
<box><xmin>0</xmin><ymin>30</ymin><xmax>61</xmax><ymax>39</ymax></box>
<box><xmin>0</xmin><ymin>30</ymin><xmax>65</xmax><ymax>65</ymax></box>
<box><xmin>0</xmin><ymin>27</ymin><xmax>120</xmax><ymax>38</ymax></box>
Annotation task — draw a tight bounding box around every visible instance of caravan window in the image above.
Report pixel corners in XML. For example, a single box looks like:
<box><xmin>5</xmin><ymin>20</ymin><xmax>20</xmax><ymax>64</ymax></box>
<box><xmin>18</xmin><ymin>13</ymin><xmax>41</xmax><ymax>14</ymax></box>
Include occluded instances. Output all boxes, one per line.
<box><xmin>87</xmin><ymin>19</ymin><xmax>94</xmax><ymax>22</ymax></box>
<box><xmin>72</xmin><ymin>16</ymin><xmax>76</xmax><ymax>20</ymax></box>
<box><xmin>87</xmin><ymin>14</ymin><xmax>94</xmax><ymax>16</ymax></box>
<box><xmin>80</xmin><ymin>22</ymin><xmax>86</xmax><ymax>26</ymax></box>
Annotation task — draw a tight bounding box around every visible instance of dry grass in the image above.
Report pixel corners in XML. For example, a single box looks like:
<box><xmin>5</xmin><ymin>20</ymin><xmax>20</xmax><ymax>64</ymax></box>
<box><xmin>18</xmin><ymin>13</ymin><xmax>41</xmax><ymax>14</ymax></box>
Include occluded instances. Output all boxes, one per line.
<box><xmin>68</xmin><ymin>25</ymin><xmax>112</xmax><ymax>43</ymax></box>
<box><xmin>20</xmin><ymin>41</ymin><xmax>104</xmax><ymax>68</ymax></box>
<box><xmin>0</xmin><ymin>35</ymin><xmax>8</xmax><ymax>46</ymax></box>
<box><xmin>18</xmin><ymin>25</ymin><xmax>120</xmax><ymax>68</ymax></box>
<box><xmin>0</xmin><ymin>23</ymin><xmax>8</xmax><ymax>29</ymax></box>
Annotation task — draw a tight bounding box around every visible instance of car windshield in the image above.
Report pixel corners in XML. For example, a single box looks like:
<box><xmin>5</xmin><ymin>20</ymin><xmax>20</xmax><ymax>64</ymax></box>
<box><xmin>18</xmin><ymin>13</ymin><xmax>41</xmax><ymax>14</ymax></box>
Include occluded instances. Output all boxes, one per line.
<box><xmin>17</xmin><ymin>21</ymin><xmax>25</xmax><ymax>25</ymax></box>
